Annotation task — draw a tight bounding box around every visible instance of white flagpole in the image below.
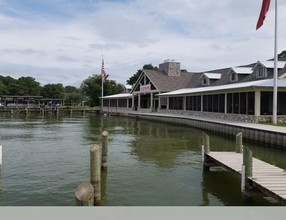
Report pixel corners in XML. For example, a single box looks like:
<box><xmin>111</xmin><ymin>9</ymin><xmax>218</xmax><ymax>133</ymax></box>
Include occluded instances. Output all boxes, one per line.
<box><xmin>101</xmin><ymin>55</ymin><xmax>104</xmax><ymax>108</ymax></box>
<box><xmin>273</xmin><ymin>0</ymin><xmax>278</xmax><ymax>124</ymax></box>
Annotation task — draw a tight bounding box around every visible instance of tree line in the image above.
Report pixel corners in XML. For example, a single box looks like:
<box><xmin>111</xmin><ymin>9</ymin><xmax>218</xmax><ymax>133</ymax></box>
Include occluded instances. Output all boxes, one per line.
<box><xmin>0</xmin><ymin>63</ymin><xmax>185</xmax><ymax>107</ymax></box>
<box><xmin>0</xmin><ymin>74</ymin><xmax>124</xmax><ymax>107</ymax></box>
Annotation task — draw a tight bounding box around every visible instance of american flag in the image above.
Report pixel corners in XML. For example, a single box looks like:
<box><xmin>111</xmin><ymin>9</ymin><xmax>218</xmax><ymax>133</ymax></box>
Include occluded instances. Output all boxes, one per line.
<box><xmin>101</xmin><ymin>58</ymin><xmax>106</xmax><ymax>81</ymax></box>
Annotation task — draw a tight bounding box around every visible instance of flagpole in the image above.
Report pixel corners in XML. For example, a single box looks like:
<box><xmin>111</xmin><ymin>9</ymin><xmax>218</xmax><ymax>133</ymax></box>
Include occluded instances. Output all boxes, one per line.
<box><xmin>272</xmin><ymin>0</ymin><xmax>278</xmax><ymax>124</ymax></box>
<box><xmin>101</xmin><ymin>55</ymin><xmax>104</xmax><ymax>109</ymax></box>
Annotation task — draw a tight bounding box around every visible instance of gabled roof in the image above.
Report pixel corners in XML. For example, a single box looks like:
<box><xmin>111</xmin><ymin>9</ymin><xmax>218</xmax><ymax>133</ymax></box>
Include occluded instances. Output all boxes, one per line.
<box><xmin>254</xmin><ymin>61</ymin><xmax>286</xmax><ymax>69</ymax></box>
<box><xmin>231</xmin><ymin>67</ymin><xmax>253</xmax><ymax>74</ymax></box>
<box><xmin>201</xmin><ymin>73</ymin><xmax>221</xmax><ymax>79</ymax></box>
<box><xmin>158</xmin><ymin>79</ymin><xmax>286</xmax><ymax>97</ymax></box>
<box><xmin>139</xmin><ymin>69</ymin><xmax>195</xmax><ymax>92</ymax></box>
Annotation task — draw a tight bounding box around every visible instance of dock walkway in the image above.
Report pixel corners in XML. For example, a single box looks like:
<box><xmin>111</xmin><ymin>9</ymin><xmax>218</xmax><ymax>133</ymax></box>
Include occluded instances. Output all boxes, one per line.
<box><xmin>205</xmin><ymin>151</ymin><xmax>286</xmax><ymax>205</ymax></box>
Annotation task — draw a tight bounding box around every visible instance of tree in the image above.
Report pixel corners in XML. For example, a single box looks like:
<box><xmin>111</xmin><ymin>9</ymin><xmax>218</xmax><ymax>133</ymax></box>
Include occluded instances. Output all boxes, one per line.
<box><xmin>126</xmin><ymin>64</ymin><xmax>158</xmax><ymax>85</ymax></box>
<box><xmin>278</xmin><ymin>50</ymin><xmax>286</xmax><ymax>58</ymax></box>
<box><xmin>64</xmin><ymin>86</ymin><xmax>83</xmax><ymax>106</ymax></box>
<box><xmin>65</xmin><ymin>85</ymin><xmax>78</xmax><ymax>93</ymax></box>
<box><xmin>41</xmin><ymin>83</ymin><xmax>65</xmax><ymax>98</ymax></box>
<box><xmin>80</xmin><ymin>74</ymin><xmax>124</xmax><ymax>106</ymax></box>
<box><xmin>17</xmin><ymin>76</ymin><xmax>41</xmax><ymax>96</ymax></box>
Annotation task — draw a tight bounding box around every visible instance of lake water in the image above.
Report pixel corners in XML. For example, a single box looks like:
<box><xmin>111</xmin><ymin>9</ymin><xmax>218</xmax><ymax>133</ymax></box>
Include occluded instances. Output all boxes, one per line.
<box><xmin>0</xmin><ymin>112</ymin><xmax>285</xmax><ymax>206</ymax></box>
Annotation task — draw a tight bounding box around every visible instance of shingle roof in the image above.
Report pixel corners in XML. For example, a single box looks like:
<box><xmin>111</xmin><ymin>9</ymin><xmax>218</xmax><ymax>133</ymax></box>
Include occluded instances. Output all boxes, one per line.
<box><xmin>143</xmin><ymin>69</ymin><xmax>194</xmax><ymax>92</ymax></box>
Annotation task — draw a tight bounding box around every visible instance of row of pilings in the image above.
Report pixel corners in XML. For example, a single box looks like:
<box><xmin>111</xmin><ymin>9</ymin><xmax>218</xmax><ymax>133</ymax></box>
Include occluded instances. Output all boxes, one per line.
<box><xmin>74</xmin><ymin>131</ymin><xmax>108</xmax><ymax>206</ymax></box>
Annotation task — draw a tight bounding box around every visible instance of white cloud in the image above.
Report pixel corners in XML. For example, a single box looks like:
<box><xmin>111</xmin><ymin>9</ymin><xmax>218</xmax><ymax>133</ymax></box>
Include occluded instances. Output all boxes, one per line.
<box><xmin>0</xmin><ymin>0</ymin><xmax>286</xmax><ymax>86</ymax></box>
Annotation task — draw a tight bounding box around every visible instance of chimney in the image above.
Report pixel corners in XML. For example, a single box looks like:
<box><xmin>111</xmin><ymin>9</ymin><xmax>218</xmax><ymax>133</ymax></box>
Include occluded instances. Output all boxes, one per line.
<box><xmin>159</xmin><ymin>59</ymin><xmax>181</xmax><ymax>77</ymax></box>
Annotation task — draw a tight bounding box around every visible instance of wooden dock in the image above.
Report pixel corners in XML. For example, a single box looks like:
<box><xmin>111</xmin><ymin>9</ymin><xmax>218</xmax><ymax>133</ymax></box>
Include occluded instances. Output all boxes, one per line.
<box><xmin>202</xmin><ymin>133</ymin><xmax>286</xmax><ymax>205</ymax></box>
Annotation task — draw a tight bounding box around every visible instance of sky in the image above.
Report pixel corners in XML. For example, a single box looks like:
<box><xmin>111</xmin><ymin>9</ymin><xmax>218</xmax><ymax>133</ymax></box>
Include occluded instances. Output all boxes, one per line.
<box><xmin>1</xmin><ymin>0</ymin><xmax>286</xmax><ymax>87</ymax></box>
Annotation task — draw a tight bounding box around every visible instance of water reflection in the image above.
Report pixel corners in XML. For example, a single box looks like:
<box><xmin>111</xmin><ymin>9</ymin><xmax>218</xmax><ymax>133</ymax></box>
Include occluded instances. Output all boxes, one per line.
<box><xmin>126</xmin><ymin>120</ymin><xmax>201</xmax><ymax>169</ymax></box>
<box><xmin>200</xmin><ymin>169</ymin><xmax>280</xmax><ymax>206</ymax></box>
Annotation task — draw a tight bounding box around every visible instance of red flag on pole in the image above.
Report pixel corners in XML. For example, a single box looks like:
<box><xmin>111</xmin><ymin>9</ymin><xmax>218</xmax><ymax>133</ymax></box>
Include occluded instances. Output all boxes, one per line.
<box><xmin>101</xmin><ymin>58</ymin><xmax>106</xmax><ymax>81</ymax></box>
<box><xmin>256</xmin><ymin>0</ymin><xmax>271</xmax><ymax>30</ymax></box>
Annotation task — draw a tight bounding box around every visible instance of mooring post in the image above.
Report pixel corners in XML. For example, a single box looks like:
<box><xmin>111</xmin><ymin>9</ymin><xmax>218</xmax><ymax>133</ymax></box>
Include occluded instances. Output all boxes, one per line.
<box><xmin>243</xmin><ymin>147</ymin><xmax>253</xmax><ymax>178</ymax></box>
<box><xmin>75</xmin><ymin>182</ymin><xmax>94</xmax><ymax>206</ymax></box>
<box><xmin>101</xmin><ymin>131</ymin><xmax>108</xmax><ymax>169</ymax></box>
<box><xmin>202</xmin><ymin>132</ymin><xmax>210</xmax><ymax>154</ymax></box>
<box><xmin>235</xmin><ymin>132</ymin><xmax>243</xmax><ymax>153</ymax></box>
<box><xmin>241</xmin><ymin>147</ymin><xmax>253</xmax><ymax>193</ymax></box>
<box><xmin>90</xmin><ymin>144</ymin><xmax>101</xmax><ymax>204</ymax></box>
<box><xmin>202</xmin><ymin>132</ymin><xmax>210</xmax><ymax>171</ymax></box>
<box><xmin>0</xmin><ymin>143</ymin><xmax>2</xmax><ymax>166</ymax></box>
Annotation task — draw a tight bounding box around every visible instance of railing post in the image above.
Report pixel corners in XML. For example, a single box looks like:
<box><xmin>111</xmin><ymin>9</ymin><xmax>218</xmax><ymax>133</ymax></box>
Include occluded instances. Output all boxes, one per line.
<box><xmin>90</xmin><ymin>144</ymin><xmax>101</xmax><ymax>204</ymax></box>
<box><xmin>101</xmin><ymin>131</ymin><xmax>108</xmax><ymax>170</ymax></box>
<box><xmin>236</xmin><ymin>132</ymin><xmax>243</xmax><ymax>153</ymax></box>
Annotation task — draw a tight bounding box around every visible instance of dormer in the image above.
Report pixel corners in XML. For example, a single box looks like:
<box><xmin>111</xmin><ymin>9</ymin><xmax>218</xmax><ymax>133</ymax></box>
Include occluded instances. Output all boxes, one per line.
<box><xmin>200</xmin><ymin>73</ymin><xmax>221</xmax><ymax>86</ymax></box>
<box><xmin>253</xmin><ymin>60</ymin><xmax>286</xmax><ymax>79</ymax></box>
<box><xmin>228</xmin><ymin>67</ymin><xmax>252</xmax><ymax>82</ymax></box>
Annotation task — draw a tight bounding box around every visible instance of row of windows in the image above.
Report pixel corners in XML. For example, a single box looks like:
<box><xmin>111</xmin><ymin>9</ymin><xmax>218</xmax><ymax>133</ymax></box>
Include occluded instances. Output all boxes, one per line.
<box><xmin>168</xmin><ymin>92</ymin><xmax>255</xmax><ymax>115</ymax></box>
<box><xmin>103</xmin><ymin>99</ymin><xmax>131</xmax><ymax>108</ymax></box>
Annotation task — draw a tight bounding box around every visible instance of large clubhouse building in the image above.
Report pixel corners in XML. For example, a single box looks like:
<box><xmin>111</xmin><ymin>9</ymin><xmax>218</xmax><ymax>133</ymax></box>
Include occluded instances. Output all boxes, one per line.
<box><xmin>101</xmin><ymin>57</ymin><xmax>286</xmax><ymax>123</ymax></box>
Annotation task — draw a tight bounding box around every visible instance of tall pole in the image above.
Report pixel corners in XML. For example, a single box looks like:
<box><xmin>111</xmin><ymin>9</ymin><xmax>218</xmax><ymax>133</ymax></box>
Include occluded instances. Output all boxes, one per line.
<box><xmin>101</xmin><ymin>75</ymin><xmax>104</xmax><ymax>108</ymax></box>
<box><xmin>272</xmin><ymin>0</ymin><xmax>278</xmax><ymax>124</ymax></box>
<box><xmin>101</xmin><ymin>55</ymin><xmax>105</xmax><ymax>109</ymax></box>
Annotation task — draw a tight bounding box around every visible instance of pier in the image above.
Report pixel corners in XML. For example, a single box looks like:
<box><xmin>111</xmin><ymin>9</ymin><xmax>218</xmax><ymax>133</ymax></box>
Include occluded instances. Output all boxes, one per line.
<box><xmin>202</xmin><ymin>133</ymin><xmax>286</xmax><ymax>205</ymax></box>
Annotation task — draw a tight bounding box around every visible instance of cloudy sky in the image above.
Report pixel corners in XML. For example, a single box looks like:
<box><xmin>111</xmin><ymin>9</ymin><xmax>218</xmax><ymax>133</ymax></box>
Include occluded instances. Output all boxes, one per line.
<box><xmin>0</xmin><ymin>0</ymin><xmax>286</xmax><ymax>87</ymax></box>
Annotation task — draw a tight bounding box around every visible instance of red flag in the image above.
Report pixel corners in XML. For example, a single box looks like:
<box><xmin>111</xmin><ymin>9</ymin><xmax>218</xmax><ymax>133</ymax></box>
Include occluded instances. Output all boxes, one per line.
<box><xmin>256</xmin><ymin>0</ymin><xmax>271</xmax><ymax>30</ymax></box>
<box><xmin>101</xmin><ymin>58</ymin><xmax>106</xmax><ymax>81</ymax></box>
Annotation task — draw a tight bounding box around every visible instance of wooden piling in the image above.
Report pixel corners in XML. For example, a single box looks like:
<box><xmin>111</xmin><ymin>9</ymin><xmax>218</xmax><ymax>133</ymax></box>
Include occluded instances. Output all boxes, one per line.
<box><xmin>90</xmin><ymin>144</ymin><xmax>101</xmax><ymax>204</ymax></box>
<box><xmin>75</xmin><ymin>183</ymin><xmax>94</xmax><ymax>206</ymax></box>
<box><xmin>243</xmin><ymin>147</ymin><xmax>253</xmax><ymax>178</ymax></box>
<box><xmin>202</xmin><ymin>132</ymin><xmax>210</xmax><ymax>171</ymax></box>
<box><xmin>101</xmin><ymin>131</ymin><xmax>108</xmax><ymax>169</ymax></box>
<box><xmin>235</xmin><ymin>132</ymin><xmax>243</xmax><ymax>153</ymax></box>
<box><xmin>0</xmin><ymin>144</ymin><xmax>2</xmax><ymax>166</ymax></box>
<box><xmin>202</xmin><ymin>132</ymin><xmax>210</xmax><ymax>153</ymax></box>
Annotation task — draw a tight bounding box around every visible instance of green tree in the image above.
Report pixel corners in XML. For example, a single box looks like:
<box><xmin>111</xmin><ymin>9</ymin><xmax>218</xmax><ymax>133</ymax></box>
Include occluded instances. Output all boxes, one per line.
<box><xmin>65</xmin><ymin>92</ymin><xmax>83</xmax><ymax>106</ymax></box>
<box><xmin>80</xmin><ymin>74</ymin><xmax>124</xmax><ymax>106</ymax></box>
<box><xmin>18</xmin><ymin>76</ymin><xmax>41</xmax><ymax>95</ymax></box>
<box><xmin>64</xmin><ymin>85</ymin><xmax>83</xmax><ymax>106</ymax></box>
<box><xmin>65</xmin><ymin>85</ymin><xmax>78</xmax><ymax>93</ymax></box>
<box><xmin>0</xmin><ymin>76</ymin><xmax>16</xmax><ymax>95</ymax></box>
<box><xmin>126</xmin><ymin>64</ymin><xmax>158</xmax><ymax>85</ymax></box>
<box><xmin>41</xmin><ymin>83</ymin><xmax>65</xmax><ymax>98</ymax></box>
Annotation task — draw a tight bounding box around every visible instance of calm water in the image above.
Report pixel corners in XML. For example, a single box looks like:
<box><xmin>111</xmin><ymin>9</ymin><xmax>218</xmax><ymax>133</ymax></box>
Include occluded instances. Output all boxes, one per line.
<box><xmin>0</xmin><ymin>112</ymin><xmax>286</xmax><ymax>206</ymax></box>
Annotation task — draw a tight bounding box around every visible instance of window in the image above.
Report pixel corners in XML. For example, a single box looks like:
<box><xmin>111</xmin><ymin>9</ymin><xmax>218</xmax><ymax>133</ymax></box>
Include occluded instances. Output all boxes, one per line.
<box><xmin>202</xmin><ymin>77</ymin><xmax>209</xmax><ymax>85</ymax></box>
<box><xmin>256</xmin><ymin>66</ymin><xmax>266</xmax><ymax>78</ymax></box>
<box><xmin>230</xmin><ymin>72</ymin><xmax>237</xmax><ymax>82</ymax></box>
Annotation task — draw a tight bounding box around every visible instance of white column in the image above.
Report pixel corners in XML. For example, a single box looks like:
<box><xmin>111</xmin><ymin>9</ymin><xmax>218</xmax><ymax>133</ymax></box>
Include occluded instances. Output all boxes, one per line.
<box><xmin>138</xmin><ymin>93</ymin><xmax>141</xmax><ymax>109</ymax></box>
<box><xmin>183</xmin><ymin>96</ymin><xmax>186</xmax><ymax>111</ymax></box>
<box><xmin>224</xmin><ymin>93</ymin><xmax>227</xmax><ymax>114</ymax></box>
<box><xmin>150</xmin><ymin>92</ymin><xmax>153</xmax><ymax>109</ymax></box>
<box><xmin>167</xmin><ymin>97</ymin><xmax>169</xmax><ymax>110</ymax></box>
<box><xmin>255</xmin><ymin>90</ymin><xmax>261</xmax><ymax>117</ymax></box>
